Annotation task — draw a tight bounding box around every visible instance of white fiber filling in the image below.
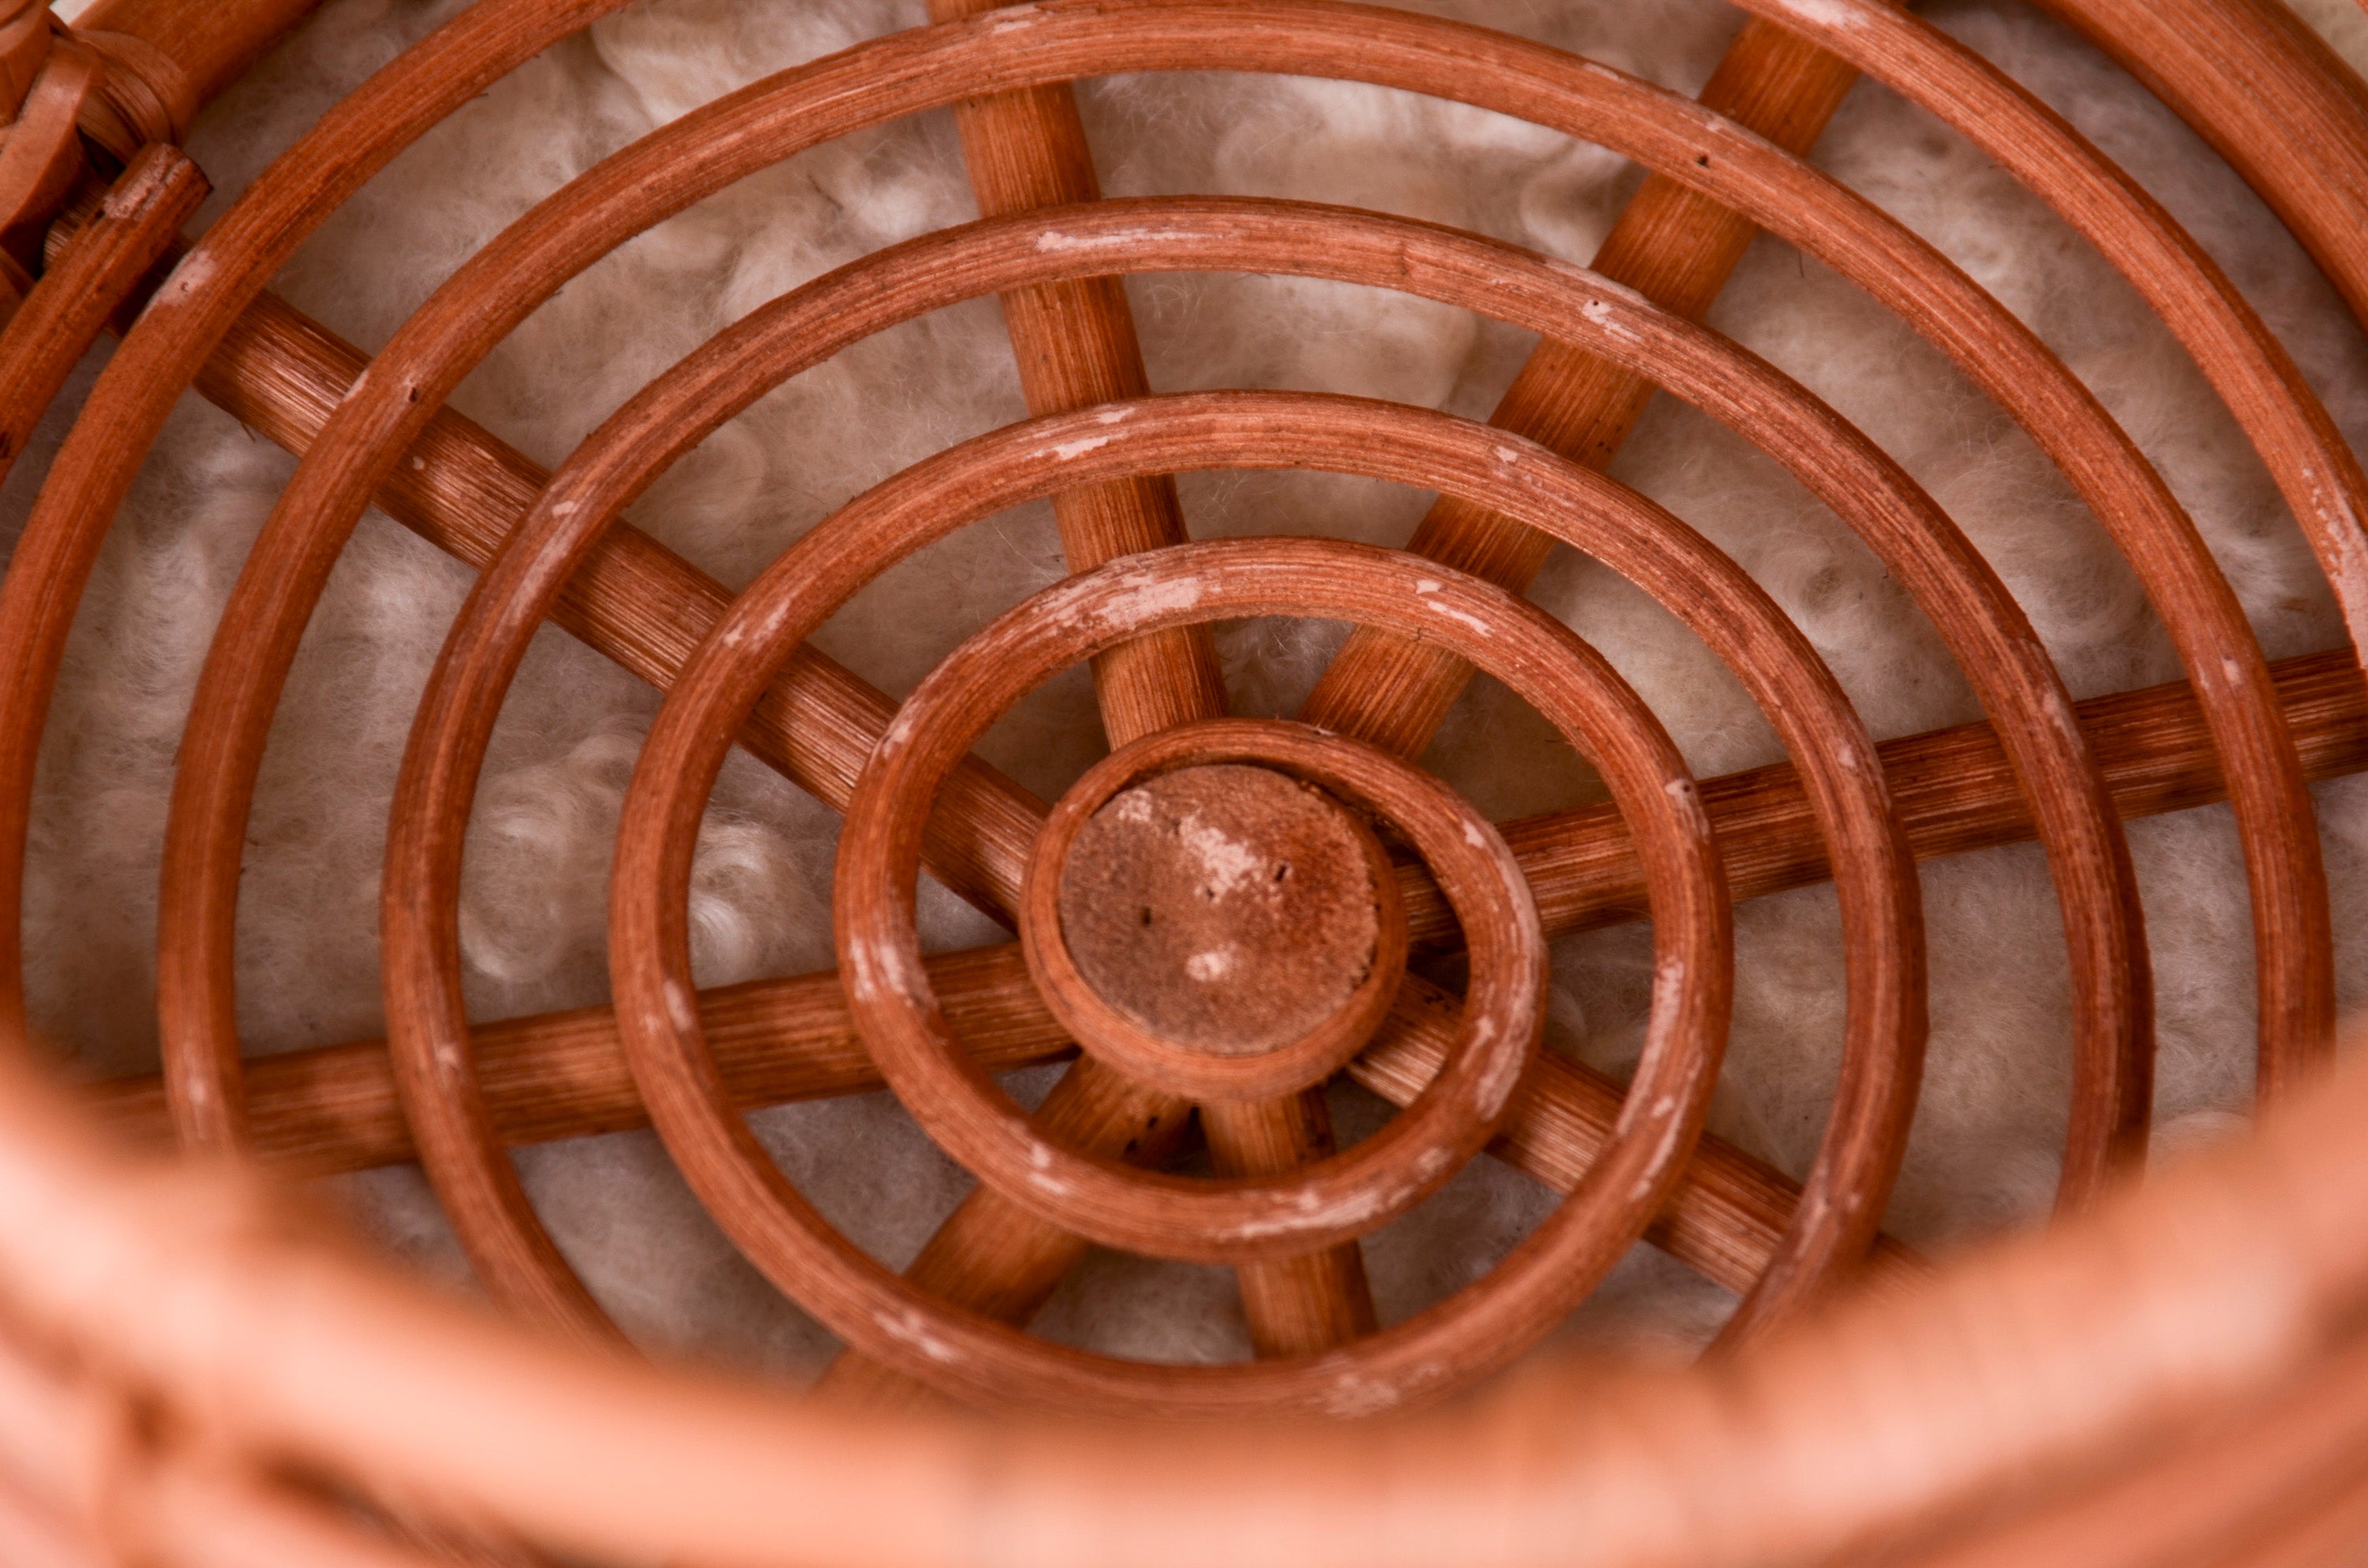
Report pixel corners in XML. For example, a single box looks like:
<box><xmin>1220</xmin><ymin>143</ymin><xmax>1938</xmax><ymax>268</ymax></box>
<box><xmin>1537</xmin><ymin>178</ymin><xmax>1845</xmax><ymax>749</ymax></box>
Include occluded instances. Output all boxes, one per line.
<box><xmin>9</xmin><ymin>0</ymin><xmax>2368</xmax><ymax>1383</ymax></box>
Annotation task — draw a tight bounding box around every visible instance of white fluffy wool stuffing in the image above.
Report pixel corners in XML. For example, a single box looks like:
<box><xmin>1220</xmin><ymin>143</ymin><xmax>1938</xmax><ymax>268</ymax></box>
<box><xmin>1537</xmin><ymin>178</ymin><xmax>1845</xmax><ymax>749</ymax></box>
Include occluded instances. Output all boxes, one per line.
<box><xmin>11</xmin><ymin>0</ymin><xmax>2368</xmax><ymax>1380</ymax></box>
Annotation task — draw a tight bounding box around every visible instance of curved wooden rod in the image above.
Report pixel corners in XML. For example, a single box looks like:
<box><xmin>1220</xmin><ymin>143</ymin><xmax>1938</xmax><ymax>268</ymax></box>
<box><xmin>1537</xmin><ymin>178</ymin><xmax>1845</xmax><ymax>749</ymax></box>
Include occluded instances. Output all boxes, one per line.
<box><xmin>90</xmin><ymin>215</ymin><xmax>2360</xmax><ymax>1222</ymax></box>
<box><xmin>279</xmin><ymin>185</ymin><xmax>2086</xmax><ymax>1342</ymax></box>
<box><xmin>384</xmin><ymin>206</ymin><xmax>1930</xmax><ymax>1364</ymax></box>
<box><xmin>822</xmin><ymin>394</ymin><xmax>1906</xmax><ymax>1336</ymax></box>
<box><xmin>2029</xmin><ymin>0</ymin><xmax>2368</xmax><ymax>337</ymax></box>
<box><xmin>369</xmin><ymin>194</ymin><xmax>1920</xmax><ymax>1336</ymax></box>
<box><xmin>919</xmin><ymin>0</ymin><xmax>1349</xmax><ymax>1372</ymax></box>
<box><xmin>1730</xmin><ymin>0</ymin><xmax>2356</xmax><ymax>1100</ymax></box>
<box><xmin>0</xmin><ymin>0</ymin><xmax>635</xmax><ymax>1139</ymax></box>
<box><xmin>846</xmin><ymin>717</ymin><xmax>1545</xmax><ymax>1267</ymax></box>
<box><xmin>188</xmin><ymin>279</ymin><xmax>1051</xmax><ymax>921</ymax></box>
<box><xmin>82</xmin><ymin>642</ymin><xmax>2368</xmax><ymax>1189</ymax></box>
<box><xmin>141</xmin><ymin>0</ymin><xmax>2158</xmax><ymax>1239</ymax></box>
<box><xmin>1295</xmin><ymin>17</ymin><xmax>1860</xmax><ymax>763</ymax></box>
<box><xmin>13</xmin><ymin>851</ymin><xmax>2368</xmax><ymax>1568</ymax></box>
<box><xmin>615</xmin><ymin>522</ymin><xmax>1732</xmax><ymax>1417</ymax></box>
<box><xmin>0</xmin><ymin>146</ymin><xmax>202</xmax><ymax>492</ymax></box>
<box><xmin>568</xmin><ymin>363</ymin><xmax>1905</xmax><ymax>1334</ymax></box>
<box><xmin>0</xmin><ymin>0</ymin><xmax>2349</xmax><ymax>1544</ymax></box>
<box><xmin>144</xmin><ymin>5</ymin><xmax>2178</xmax><ymax>1325</ymax></box>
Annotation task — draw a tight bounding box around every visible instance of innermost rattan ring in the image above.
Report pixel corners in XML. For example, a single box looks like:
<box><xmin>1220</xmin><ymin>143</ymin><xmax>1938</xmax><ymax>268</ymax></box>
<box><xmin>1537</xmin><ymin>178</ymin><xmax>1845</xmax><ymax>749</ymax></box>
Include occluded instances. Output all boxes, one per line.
<box><xmin>1056</xmin><ymin>763</ymin><xmax>1379</xmax><ymax>1058</ymax></box>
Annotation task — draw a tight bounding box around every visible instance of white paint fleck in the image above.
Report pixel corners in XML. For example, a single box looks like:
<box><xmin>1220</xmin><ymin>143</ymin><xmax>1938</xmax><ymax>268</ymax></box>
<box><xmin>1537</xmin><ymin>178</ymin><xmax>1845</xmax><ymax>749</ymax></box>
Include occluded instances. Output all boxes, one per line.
<box><xmin>1048</xmin><ymin>433</ymin><xmax>1113</xmax><ymax>461</ymax></box>
<box><xmin>1176</xmin><ymin>812</ymin><xmax>1262</xmax><ymax>897</ymax></box>
<box><xmin>665</xmin><ymin>977</ymin><xmax>700</xmax><ymax>1035</ymax></box>
<box><xmin>1471</xmin><ymin>1005</ymin><xmax>1533</xmax><ymax>1109</ymax></box>
<box><xmin>876</xmin><ymin>1308</ymin><xmax>962</xmax><ymax>1364</ymax></box>
<box><xmin>1321</xmin><ymin>1372</ymin><xmax>1406</xmax><ymax>1419</ymax></box>
<box><xmin>1034</xmin><ymin>226</ymin><xmax>1203</xmax><ymax>254</ymax></box>
<box><xmin>1424</xmin><ymin>599</ymin><xmax>1494</xmax><ymax>638</ymax></box>
<box><xmin>878</xmin><ymin>704</ymin><xmax>922</xmax><ymax>757</ymax></box>
<box><xmin>1105</xmin><ymin>574</ymin><xmax>1204</xmax><ymax>624</ymax></box>
<box><xmin>1220</xmin><ymin>1180</ymin><xmax>1403</xmax><ymax>1242</ymax></box>
<box><xmin>847</xmin><ymin>934</ymin><xmax>925</xmax><ymax>1006</ymax></box>
<box><xmin>1775</xmin><ymin>0</ymin><xmax>1873</xmax><ymax>32</ymax></box>
<box><xmin>156</xmin><ymin>249</ymin><xmax>216</xmax><ymax>305</ymax></box>
<box><xmin>1186</xmin><ymin>947</ymin><xmax>1237</xmax><ymax>982</ymax></box>
<box><xmin>1579</xmin><ymin>296</ymin><xmax>1642</xmax><ymax>342</ymax></box>
<box><xmin>1651</xmin><ymin>956</ymin><xmax>1688</xmax><ymax>1020</ymax></box>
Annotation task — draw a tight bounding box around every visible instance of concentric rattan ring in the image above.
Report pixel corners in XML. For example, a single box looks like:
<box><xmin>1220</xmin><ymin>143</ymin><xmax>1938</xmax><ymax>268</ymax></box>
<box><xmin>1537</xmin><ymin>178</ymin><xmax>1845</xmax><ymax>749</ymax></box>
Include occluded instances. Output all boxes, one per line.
<box><xmin>0</xmin><ymin>0</ymin><xmax>2362</xmax><ymax>1553</ymax></box>
<box><xmin>849</xmin><ymin>710</ymin><xmax>1534</xmax><ymax>1263</ymax></box>
<box><xmin>365</xmin><ymin>196</ymin><xmax>1950</xmax><ymax>1349</ymax></box>
<box><xmin>615</xmin><ymin>528</ymin><xmax>1727</xmax><ymax>1413</ymax></box>
<box><xmin>131</xmin><ymin>7</ymin><xmax>2368</xmax><ymax>1364</ymax></box>
<box><xmin>134</xmin><ymin>0</ymin><xmax>2368</xmax><ymax>1245</ymax></box>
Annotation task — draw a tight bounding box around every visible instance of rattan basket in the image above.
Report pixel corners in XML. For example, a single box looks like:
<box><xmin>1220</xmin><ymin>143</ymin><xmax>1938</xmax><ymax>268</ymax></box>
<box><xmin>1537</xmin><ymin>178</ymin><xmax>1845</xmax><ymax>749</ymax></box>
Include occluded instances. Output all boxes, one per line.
<box><xmin>4</xmin><ymin>0</ymin><xmax>2368</xmax><ymax>1559</ymax></box>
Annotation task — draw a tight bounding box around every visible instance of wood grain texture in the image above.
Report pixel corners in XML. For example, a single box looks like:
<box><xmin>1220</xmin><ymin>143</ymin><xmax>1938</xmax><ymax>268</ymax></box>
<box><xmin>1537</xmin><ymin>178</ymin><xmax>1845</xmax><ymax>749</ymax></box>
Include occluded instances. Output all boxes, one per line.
<box><xmin>29</xmin><ymin>1039</ymin><xmax>2368</xmax><ymax>1568</ymax></box>
<box><xmin>1729</xmin><ymin>0</ymin><xmax>2353</xmax><ymax>1109</ymax></box>
<box><xmin>1022</xmin><ymin>750</ymin><xmax>1408</xmax><ymax>1105</ymax></box>
<box><xmin>612</xmin><ymin>518</ymin><xmax>1723</xmax><ymax>1413</ymax></box>
<box><xmin>88</xmin><ymin>644</ymin><xmax>2367</xmax><ymax>1189</ymax></box>
<box><xmin>66</xmin><ymin>163</ymin><xmax>2242</xmax><ymax>1375</ymax></box>
<box><xmin>2031</xmin><ymin>0</ymin><xmax>2368</xmax><ymax>335</ymax></box>
<box><xmin>0</xmin><ymin>146</ymin><xmax>203</xmax><ymax>492</ymax></box>
<box><xmin>1</xmin><ymin>0</ymin><xmax>2366</xmax><ymax>1547</ymax></box>
<box><xmin>1298</xmin><ymin>17</ymin><xmax>1859</xmax><ymax>756</ymax></box>
<box><xmin>69</xmin><ymin>0</ymin><xmax>320</xmax><ymax>124</ymax></box>
<box><xmin>69</xmin><ymin>3</ymin><xmax>2164</xmax><ymax>1266</ymax></box>
<box><xmin>845</xmin><ymin>712</ymin><xmax>1548</xmax><ymax>1267</ymax></box>
<box><xmin>0</xmin><ymin>38</ymin><xmax>96</xmax><ymax>275</ymax></box>
<box><xmin>920</xmin><ymin>0</ymin><xmax>1360</xmax><ymax>1364</ymax></box>
<box><xmin>180</xmin><ymin>283</ymin><xmax>1046</xmax><ymax>922</ymax></box>
<box><xmin>322</xmin><ymin>0</ymin><xmax>2153</xmax><ymax>1241</ymax></box>
<box><xmin>0</xmin><ymin>0</ymin><xmax>630</xmax><ymax>1102</ymax></box>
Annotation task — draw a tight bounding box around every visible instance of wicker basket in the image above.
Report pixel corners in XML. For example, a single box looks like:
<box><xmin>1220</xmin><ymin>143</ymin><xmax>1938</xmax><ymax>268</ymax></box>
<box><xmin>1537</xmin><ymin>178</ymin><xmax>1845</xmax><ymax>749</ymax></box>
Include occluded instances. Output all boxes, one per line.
<box><xmin>2</xmin><ymin>0</ymin><xmax>2367</xmax><ymax>1559</ymax></box>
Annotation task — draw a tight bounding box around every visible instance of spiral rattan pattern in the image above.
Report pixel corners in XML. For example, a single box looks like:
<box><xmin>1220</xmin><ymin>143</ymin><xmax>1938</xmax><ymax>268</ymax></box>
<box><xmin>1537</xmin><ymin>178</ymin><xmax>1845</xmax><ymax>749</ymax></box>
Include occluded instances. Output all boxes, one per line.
<box><xmin>0</xmin><ymin>0</ymin><xmax>2362</xmax><ymax>1557</ymax></box>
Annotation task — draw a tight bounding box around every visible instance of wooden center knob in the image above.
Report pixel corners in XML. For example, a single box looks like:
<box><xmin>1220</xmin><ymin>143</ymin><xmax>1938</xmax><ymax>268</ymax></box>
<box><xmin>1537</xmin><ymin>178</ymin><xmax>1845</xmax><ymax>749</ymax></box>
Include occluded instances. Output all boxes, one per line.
<box><xmin>1055</xmin><ymin>763</ymin><xmax>1382</xmax><ymax>1057</ymax></box>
